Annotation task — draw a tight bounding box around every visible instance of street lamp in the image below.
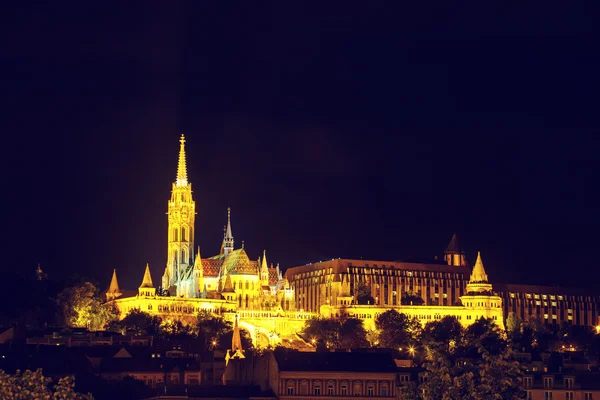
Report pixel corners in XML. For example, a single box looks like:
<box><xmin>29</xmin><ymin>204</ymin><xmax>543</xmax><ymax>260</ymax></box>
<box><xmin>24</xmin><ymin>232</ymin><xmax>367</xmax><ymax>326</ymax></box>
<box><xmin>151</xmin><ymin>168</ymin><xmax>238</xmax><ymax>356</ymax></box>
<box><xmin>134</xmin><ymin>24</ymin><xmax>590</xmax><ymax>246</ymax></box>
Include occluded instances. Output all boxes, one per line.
<box><xmin>409</xmin><ymin>346</ymin><xmax>415</xmax><ymax>358</ymax></box>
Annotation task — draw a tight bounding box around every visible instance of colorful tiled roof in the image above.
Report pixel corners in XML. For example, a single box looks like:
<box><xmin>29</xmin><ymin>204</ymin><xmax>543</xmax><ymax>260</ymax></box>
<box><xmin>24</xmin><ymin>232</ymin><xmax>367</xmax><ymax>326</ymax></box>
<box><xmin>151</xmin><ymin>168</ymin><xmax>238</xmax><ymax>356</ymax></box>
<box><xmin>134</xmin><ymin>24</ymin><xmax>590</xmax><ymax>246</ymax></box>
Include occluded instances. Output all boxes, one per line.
<box><xmin>222</xmin><ymin>248</ymin><xmax>257</xmax><ymax>275</ymax></box>
<box><xmin>268</xmin><ymin>268</ymin><xmax>279</xmax><ymax>286</ymax></box>
<box><xmin>202</xmin><ymin>259</ymin><xmax>223</xmax><ymax>277</ymax></box>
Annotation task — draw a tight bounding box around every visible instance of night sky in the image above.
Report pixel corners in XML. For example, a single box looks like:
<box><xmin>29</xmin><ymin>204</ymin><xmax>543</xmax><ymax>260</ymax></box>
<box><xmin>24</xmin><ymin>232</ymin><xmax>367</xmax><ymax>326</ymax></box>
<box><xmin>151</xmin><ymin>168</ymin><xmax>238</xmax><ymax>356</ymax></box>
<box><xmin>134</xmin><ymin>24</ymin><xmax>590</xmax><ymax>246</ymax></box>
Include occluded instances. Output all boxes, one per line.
<box><xmin>2</xmin><ymin>3</ymin><xmax>599</xmax><ymax>292</ymax></box>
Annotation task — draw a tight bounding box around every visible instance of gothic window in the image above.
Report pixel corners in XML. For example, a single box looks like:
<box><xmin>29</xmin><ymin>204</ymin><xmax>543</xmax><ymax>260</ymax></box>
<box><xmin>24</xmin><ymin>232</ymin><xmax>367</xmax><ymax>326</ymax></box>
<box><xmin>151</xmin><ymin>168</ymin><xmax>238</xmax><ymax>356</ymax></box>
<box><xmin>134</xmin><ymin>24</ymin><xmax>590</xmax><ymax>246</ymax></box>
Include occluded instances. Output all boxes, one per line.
<box><xmin>245</xmin><ymin>294</ymin><xmax>249</xmax><ymax>308</ymax></box>
<box><xmin>182</xmin><ymin>227</ymin><xmax>187</xmax><ymax>241</ymax></box>
<box><xmin>173</xmin><ymin>228</ymin><xmax>178</xmax><ymax>241</ymax></box>
<box><xmin>181</xmin><ymin>249</ymin><xmax>186</xmax><ymax>263</ymax></box>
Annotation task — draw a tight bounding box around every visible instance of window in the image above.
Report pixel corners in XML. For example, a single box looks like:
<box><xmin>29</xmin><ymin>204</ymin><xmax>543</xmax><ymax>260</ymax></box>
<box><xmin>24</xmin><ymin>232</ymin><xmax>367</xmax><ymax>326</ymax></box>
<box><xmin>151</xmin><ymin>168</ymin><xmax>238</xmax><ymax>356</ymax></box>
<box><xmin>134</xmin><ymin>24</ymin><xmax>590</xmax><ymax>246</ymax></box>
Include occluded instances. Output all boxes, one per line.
<box><xmin>584</xmin><ymin>394</ymin><xmax>593</xmax><ymax>400</ymax></box>
<box><xmin>341</xmin><ymin>384</ymin><xmax>348</xmax><ymax>396</ymax></box>
<box><xmin>353</xmin><ymin>381</ymin><xmax>362</xmax><ymax>396</ymax></box>
<box><xmin>367</xmin><ymin>386</ymin><xmax>374</xmax><ymax>396</ymax></box>
<box><xmin>381</xmin><ymin>386</ymin><xmax>388</xmax><ymax>396</ymax></box>
<box><xmin>544</xmin><ymin>391</ymin><xmax>553</xmax><ymax>399</ymax></box>
<box><xmin>527</xmin><ymin>391</ymin><xmax>532</xmax><ymax>400</ymax></box>
<box><xmin>566</xmin><ymin>392</ymin><xmax>574</xmax><ymax>400</ymax></box>
<box><xmin>565</xmin><ymin>378</ymin><xmax>574</xmax><ymax>389</ymax></box>
<box><xmin>314</xmin><ymin>384</ymin><xmax>321</xmax><ymax>396</ymax></box>
<box><xmin>287</xmin><ymin>381</ymin><xmax>294</xmax><ymax>395</ymax></box>
<box><xmin>327</xmin><ymin>383</ymin><xmax>334</xmax><ymax>395</ymax></box>
<box><xmin>543</xmin><ymin>377</ymin><xmax>553</xmax><ymax>389</ymax></box>
<box><xmin>524</xmin><ymin>377</ymin><xmax>532</xmax><ymax>388</ymax></box>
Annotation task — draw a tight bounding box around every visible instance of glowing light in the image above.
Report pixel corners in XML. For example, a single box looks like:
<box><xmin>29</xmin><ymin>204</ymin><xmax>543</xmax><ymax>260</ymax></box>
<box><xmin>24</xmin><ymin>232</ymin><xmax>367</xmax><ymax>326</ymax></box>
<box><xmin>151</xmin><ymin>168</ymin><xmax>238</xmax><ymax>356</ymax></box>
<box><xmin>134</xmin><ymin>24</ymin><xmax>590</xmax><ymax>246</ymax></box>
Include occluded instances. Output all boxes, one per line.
<box><xmin>311</xmin><ymin>338</ymin><xmax>316</xmax><ymax>344</ymax></box>
<box><xmin>596</xmin><ymin>325</ymin><xmax>600</xmax><ymax>334</ymax></box>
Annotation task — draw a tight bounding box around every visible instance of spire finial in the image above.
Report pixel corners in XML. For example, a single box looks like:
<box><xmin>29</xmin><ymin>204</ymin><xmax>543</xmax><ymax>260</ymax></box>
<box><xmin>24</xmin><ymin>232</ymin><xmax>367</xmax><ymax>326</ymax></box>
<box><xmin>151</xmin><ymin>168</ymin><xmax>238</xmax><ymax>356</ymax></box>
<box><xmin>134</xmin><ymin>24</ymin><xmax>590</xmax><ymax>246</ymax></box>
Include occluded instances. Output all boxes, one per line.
<box><xmin>242</xmin><ymin>240</ymin><xmax>245</xmax><ymax>249</ymax></box>
<box><xmin>176</xmin><ymin>134</ymin><xmax>188</xmax><ymax>187</ymax></box>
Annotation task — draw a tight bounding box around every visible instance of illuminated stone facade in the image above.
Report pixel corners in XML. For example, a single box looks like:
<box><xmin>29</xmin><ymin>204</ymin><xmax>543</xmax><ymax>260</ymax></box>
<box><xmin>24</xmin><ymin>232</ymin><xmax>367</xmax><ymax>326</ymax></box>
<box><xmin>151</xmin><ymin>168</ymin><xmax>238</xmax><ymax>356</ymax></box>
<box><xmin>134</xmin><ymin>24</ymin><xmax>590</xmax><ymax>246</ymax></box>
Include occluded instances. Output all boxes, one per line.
<box><xmin>495</xmin><ymin>283</ymin><xmax>600</xmax><ymax>327</ymax></box>
<box><xmin>105</xmin><ymin>135</ymin><xmax>577</xmax><ymax>345</ymax></box>
<box><xmin>315</xmin><ymin>252</ymin><xmax>504</xmax><ymax>330</ymax></box>
<box><xmin>107</xmin><ymin>135</ymin><xmax>295</xmax><ymax>330</ymax></box>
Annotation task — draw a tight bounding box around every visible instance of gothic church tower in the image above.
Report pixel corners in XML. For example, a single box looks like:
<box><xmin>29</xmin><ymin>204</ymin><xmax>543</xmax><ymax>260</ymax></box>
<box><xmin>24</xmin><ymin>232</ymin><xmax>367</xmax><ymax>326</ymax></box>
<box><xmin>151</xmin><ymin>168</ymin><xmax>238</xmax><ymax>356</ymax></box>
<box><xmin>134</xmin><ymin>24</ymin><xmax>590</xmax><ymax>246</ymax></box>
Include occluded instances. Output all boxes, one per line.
<box><xmin>162</xmin><ymin>135</ymin><xmax>196</xmax><ymax>291</ymax></box>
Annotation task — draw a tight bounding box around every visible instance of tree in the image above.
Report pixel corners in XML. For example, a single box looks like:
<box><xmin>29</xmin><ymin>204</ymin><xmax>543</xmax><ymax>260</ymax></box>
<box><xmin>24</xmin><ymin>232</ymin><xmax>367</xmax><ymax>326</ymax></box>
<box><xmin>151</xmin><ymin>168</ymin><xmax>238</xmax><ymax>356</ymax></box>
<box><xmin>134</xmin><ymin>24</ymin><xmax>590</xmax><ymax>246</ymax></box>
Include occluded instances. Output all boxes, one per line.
<box><xmin>422</xmin><ymin>316</ymin><xmax>463</xmax><ymax>355</ymax></box>
<box><xmin>302</xmin><ymin>316</ymin><xmax>368</xmax><ymax>349</ymax></box>
<box><xmin>106</xmin><ymin>309</ymin><xmax>162</xmax><ymax>336</ymax></box>
<box><xmin>197</xmin><ymin>310</ymin><xmax>233</xmax><ymax>349</ymax></box>
<box><xmin>0</xmin><ymin>369</ymin><xmax>92</xmax><ymax>400</ymax></box>
<box><xmin>505</xmin><ymin>312</ymin><xmax>522</xmax><ymax>342</ymax></box>
<box><xmin>58</xmin><ymin>281</ymin><xmax>118</xmax><ymax>330</ymax></box>
<box><xmin>375</xmin><ymin>309</ymin><xmax>422</xmax><ymax>349</ymax></box>
<box><xmin>302</xmin><ymin>317</ymin><xmax>340</xmax><ymax>347</ymax></box>
<box><xmin>401</xmin><ymin>291</ymin><xmax>425</xmax><ymax>306</ymax></box>
<box><xmin>355</xmin><ymin>282</ymin><xmax>374</xmax><ymax>305</ymax></box>
<box><xmin>339</xmin><ymin>318</ymin><xmax>369</xmax><ymax>348</ymax></box>
<box><xmin>420</xmin><ymin>317</ymin><xmax>525</xmax><ymax>400</ymax></box>
<box><xmin>160</xmin><ymin>319</ymin><xmax>196</xmax><ymax>340</ymax></box>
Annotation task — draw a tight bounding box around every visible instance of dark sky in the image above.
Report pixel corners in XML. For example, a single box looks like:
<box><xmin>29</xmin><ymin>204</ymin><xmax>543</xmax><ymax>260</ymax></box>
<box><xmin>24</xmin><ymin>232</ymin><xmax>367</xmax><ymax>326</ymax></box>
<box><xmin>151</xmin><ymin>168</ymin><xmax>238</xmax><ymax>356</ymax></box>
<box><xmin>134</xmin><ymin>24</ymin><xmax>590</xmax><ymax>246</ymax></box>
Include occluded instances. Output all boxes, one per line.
<box><xmin>2</xmin><ymin>2</ymin><xmax>599</xmax><ymax>292</ymax></box>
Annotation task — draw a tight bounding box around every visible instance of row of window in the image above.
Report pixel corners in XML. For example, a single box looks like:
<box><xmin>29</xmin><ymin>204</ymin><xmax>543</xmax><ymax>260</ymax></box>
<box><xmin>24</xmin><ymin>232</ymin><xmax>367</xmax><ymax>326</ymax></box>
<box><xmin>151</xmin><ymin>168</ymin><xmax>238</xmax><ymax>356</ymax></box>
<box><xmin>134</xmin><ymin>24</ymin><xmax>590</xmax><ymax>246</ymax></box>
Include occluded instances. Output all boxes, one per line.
<box><xmin>533</xmin><ymin>392</ymin><xmax>594</xmax><ymax>400</ymax></box>
<box><xmin>508</xmin><ymin>292</ymin><xmax>599</xmax><ymax>302</ymax></box>
<box><xmin>285</xmin><ymin>380</ymin><xmax>389</xmax><ymax>397</ymax></box>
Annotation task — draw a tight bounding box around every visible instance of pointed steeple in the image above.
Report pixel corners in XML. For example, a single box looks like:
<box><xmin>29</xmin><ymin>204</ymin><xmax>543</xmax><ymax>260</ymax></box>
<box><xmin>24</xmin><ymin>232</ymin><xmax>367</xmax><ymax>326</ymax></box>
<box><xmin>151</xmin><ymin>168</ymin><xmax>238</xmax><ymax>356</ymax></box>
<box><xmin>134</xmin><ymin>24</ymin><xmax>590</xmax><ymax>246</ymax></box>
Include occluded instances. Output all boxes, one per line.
<box><xmin>231</xmin><ymin>314</ymin><xmax>243</xmax><ymax>353</ymax></box>
<box><xmin>470</xmin><ymin>252</ymin><xmax>488</xmax><ymax>283</ymax></box>
<box><xmin>444</xmin><ymin>233</ymin><xmax>467</xmax><ymax>267</ymax></box>
<box><xmin>106</xmin><ymin>269</ymin><xmax>122</xmax><ymax>301</ymax></box>
<box><xmin>223</xmin><ymin>208</ymin><xmax>234</xmax><ymax>256</ymax></box>
<box><xmin>109</xmin><ymin>269</ymin><xmax>120</xmax><ymax>292</ymax></box>
<box><xmin>176</xmin><ymin>134</ymin><xmax>188</xmax><ymax>187</ymax></box>
<box><xmin>194</xmin><ymin>246</ymin><xmax>203</xmax><ymax>271</ymax></box>
<box><xmin>221</xmin><ymin>273</ymin><xmax>234</xmax><ymax>292</ymax></box>
<box><xmin>139</xmin><ymin>264</ymin><xmax>156</xmax><ymax>297</ymax></box>
<box><xmin>140</xmin><ymin>264</ymin><xmax>154</xmax><ymax>288</ymax></box>
<box><xmin>260</xmin><ymin>249</ymin><xmax>269</xmax><ymax>284</ymax></box>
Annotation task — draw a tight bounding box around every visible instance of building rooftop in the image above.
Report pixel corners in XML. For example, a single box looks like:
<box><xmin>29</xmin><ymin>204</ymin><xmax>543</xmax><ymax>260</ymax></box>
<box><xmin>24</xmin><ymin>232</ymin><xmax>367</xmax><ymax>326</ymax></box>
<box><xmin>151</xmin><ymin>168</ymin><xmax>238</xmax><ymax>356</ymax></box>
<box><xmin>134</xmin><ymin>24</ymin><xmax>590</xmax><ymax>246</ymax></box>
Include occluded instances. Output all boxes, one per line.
<box><xmin>274</xmin><ymin>351</ymin><xmax>397</xmax><ymax>373</ymax></box>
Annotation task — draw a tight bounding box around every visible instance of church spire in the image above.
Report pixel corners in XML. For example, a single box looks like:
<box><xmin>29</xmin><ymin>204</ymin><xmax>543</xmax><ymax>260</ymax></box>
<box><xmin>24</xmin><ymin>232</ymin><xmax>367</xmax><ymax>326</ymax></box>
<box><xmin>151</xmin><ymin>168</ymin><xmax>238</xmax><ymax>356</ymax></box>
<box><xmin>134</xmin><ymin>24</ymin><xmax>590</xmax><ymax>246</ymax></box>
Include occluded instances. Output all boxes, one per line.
<box><xmin>260</xmin><ymin>249</ymin><xmax>269</xmax><ymax>285</ymax></box>
<box><xmin>223</xmin><ymin>207</ymin><xmax>234</xmax><ymax>256</ymax></box>
<box><xmin>176</xmin><ymin>134</ymin><xmax>188</xmax><ymax>187</ymax></box>
<box><xmin>232</xmin><ymin>314</ymin><xmax>243</xmax><ymax>352</ymax></box>
<box><xmin>226</xmin><ymin>314</ymin><xmax>245</xmax><ymax>365</ymax></box>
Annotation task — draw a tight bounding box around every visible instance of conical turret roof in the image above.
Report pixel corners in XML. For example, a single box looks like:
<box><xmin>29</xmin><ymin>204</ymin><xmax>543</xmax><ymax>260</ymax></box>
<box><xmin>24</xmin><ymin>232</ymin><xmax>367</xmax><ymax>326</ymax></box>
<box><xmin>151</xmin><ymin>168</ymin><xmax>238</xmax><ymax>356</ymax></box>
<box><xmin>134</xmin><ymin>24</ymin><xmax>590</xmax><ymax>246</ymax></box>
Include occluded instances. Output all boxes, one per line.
<box><xmin>140</xmin><ymin>264</ymin><xmax>154</xmax><ymax>288</ymax></box>
<box><xmin>108</xmin><ymin>269</ymin><xmax>120</xmax><ymax>293</ymax></box>
<box><xmin>445</xmin><ymin>233</ymin><xmax>463</xmax><ymax>253</ymax></box>
<box><xmin>470</xmin><ymin>252</ymin><xmax>489</xmax><ymax>283</ymax></box>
